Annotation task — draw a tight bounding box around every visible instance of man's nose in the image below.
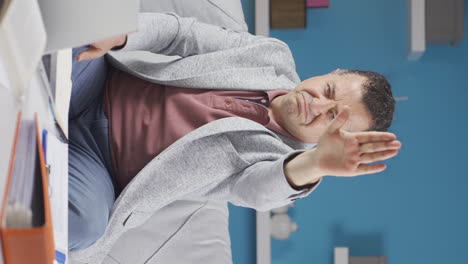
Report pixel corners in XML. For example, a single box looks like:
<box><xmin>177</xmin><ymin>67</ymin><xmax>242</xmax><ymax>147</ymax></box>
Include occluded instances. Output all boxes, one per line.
<box><xmin>311</xmin><ymin>99</ymin><xmax>334</xmax><ymax>116</ymax></box>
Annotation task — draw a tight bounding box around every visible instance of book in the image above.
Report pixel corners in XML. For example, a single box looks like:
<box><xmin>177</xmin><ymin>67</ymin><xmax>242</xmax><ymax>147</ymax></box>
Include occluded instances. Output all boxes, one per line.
<box><xmin>5</xmin><ymin>119</ymin><xmax>36</xmax><ymax>229</ymax></box>
<box><xmin>270</xmin><ymin>0</ymin><xmax>307</xmax><ymax>29</ymax></box>
<box><xmin>307</xmin><ymin>0</ymin><xmax>330</xmax><ymax>8</ymax></box>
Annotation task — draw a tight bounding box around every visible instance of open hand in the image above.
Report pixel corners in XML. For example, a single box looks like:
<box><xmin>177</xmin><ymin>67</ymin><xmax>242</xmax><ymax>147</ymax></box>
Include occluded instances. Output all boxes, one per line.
<box><xmin>77</xmin><ymin>34</ymin><xmax>127</xmax><ymax>61</ymax></box>
<box><xmin>314</xmin><ymin>106</ymin><xmax>401</xmax><ymax>177</ymax></box>
<box><xmin>284</xmin><ymin>107</ymin><xmax>401</xmax><ymax>187</ymax></box>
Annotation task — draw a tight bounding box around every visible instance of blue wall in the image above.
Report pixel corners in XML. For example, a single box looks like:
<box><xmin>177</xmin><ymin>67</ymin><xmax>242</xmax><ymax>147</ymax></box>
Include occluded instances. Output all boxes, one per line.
<box><xmin>229</xmin><ymin>0</ymin><xmax>468</xmax><ymax>264</ymax></box>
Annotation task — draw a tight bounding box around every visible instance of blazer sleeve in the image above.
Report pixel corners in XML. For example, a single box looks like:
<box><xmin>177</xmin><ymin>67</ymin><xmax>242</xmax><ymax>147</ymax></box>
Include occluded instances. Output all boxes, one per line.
<box><xmin>202</xmin><ymin>132</ymin><xmax>321</xmax><ymax>211</ymax></box>
<box><xmin>122</xmin><ymin>130</ymin><xmax>320</xmax><ymax>214</ymax></box>
<box><xmin>220</xmin><ymin>151</ymin><xmax>320</xmax><ymax>211</ymax></box>
<box><xmin>119</xmin><ymin>12</ymin><xmax>287</xmax><ymax>57</ymax></box>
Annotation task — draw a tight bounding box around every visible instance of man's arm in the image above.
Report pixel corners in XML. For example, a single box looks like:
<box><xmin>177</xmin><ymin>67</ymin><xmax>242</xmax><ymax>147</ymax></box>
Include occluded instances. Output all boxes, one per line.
<box><xmin>77</xmin><ymin>13</ymin><xmax>285</xmax><ymax>60</ymax></box>
<box><xmin>77</xmin><ymin>35</ymin><xmax>127</xmax><ymax>61</ymax></box>
<box><xmin>120</xmin><ymin>13</ymin><xmax>272</xmax><ymax>56</ymax></box>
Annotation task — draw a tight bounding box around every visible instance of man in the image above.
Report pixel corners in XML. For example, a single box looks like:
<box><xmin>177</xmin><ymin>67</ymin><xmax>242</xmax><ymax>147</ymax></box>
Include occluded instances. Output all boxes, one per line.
<box><xmin>69</xmin><ymin>12</ymin><xmax>400</xmax><ymax>263</ymax></box>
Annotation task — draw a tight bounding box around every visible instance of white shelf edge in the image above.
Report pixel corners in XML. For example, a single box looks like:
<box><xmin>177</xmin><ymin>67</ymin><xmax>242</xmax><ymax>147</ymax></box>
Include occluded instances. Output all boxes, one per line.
<box><xmin>255</xmin><ymin>0</ymin><xmax>270</xmax><ymax>37</ymax></box>
<box><xmin>255</xmin><ymin>0</ymin><xmax>271</xmax><ymax>263</ymax></box>
<box><xmin>256</xmin><ymin>211</ymin><xmax>271</xmax><ymax>264</ymax></box>
<box><xmin>334</xmin><ymin>247</ymin><xmax>349</xmax><ymax>264</ymax></box>
<box><xmin>408</xmin><ymin>0</ymin><xmax>426</xmax><ymax>60</ymax></box>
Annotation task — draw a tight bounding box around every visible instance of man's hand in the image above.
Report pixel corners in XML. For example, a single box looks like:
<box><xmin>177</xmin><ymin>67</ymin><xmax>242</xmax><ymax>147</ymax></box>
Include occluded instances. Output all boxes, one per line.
<box><xmin>284</xmin><ymin>107</ymin><xmax>401</xmax><ymax>187</ymax></box>
<box><xmin>77</xmin><ymin>34</ymin><xmax>127</xmax><ymax>61</ymax></box>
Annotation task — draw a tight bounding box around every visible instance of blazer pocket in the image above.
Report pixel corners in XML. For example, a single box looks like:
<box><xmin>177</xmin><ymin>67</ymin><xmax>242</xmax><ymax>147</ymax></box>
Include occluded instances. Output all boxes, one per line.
<box><xmin>123</xmin><ymin>210</ymin><xmax>153</xmax><ymax>229</ymax></box>
<box><xmin>143</xmin><ymin>202</ymin><xmax>227</xmax><ymax>264</ymax></box>
<box><xmin>109</xmin><ymin>201</ymin><xmax>209</xmax><ymax>264</ymax></box>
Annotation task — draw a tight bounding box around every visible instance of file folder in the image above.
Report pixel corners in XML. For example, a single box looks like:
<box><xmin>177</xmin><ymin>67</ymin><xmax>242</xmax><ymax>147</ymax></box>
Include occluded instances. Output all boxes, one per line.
<box><xmin>0</xmin><ymin>113</ymin><xmax>55</xmax><ymax>264</ymax></box>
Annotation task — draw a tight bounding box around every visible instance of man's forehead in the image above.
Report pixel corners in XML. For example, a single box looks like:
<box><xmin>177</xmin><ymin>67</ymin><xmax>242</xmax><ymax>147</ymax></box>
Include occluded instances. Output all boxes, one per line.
<box><xmin>334</xmin><ymin>74</ymin><xmax>366</xmax><ymax>94</ymax></box>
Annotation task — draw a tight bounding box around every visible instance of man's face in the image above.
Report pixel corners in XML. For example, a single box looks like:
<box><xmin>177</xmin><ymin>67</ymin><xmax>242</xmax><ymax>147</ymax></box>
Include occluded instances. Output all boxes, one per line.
<box><xmin>270</xmin><ymin>73</ymin><xmax>372</xmax><ymax>143</ymax></box>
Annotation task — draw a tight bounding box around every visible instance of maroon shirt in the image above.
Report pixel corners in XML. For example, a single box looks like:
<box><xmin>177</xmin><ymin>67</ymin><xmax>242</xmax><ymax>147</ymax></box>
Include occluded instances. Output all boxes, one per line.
<box><xmin>104</xmin><ymin>68</ymin><xmax>292</xmax><ymax>191</ymax></box>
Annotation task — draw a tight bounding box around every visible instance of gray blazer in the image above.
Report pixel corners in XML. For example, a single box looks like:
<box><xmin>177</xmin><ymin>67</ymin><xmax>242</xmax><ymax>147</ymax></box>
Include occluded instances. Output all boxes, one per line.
<box><xmin>70</xmin><ymin>13</ymin><xmax>318</xmax><ymax>264</ymax></box>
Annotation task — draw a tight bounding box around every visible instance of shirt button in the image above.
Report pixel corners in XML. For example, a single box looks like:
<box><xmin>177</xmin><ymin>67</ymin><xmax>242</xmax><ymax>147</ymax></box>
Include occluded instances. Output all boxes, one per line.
<box><xmin>225</xmin><ymin>98</ymin><xmax>232</xmax><ymax>105</ymax></box>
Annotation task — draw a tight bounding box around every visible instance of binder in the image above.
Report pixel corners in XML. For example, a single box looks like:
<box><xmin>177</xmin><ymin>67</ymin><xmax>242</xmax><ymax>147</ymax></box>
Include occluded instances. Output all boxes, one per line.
<box><xmin>0</xmin><ymin>113</ymin><xmax>55</xmax><ymax>264</ymax></box>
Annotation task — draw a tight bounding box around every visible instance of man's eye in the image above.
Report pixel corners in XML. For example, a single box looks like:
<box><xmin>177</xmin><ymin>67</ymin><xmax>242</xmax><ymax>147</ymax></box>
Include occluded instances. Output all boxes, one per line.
<box><xmin>326</xmin><ymin>84</ymin><xmax>335</xmax><ymax>99</ymax></box>
<box><xmin>329</xmin><ymin>112</ymin><xmax>336</xmax><ymax>120</ymax></box>
<box><xmin>326</xmin><ymin>85</ymin><xmax>331</xmax><ymax>97</ymax></box>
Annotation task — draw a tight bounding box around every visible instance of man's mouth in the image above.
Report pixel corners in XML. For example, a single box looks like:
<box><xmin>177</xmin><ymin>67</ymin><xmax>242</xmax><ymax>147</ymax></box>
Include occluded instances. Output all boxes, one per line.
<box><xmin>301</xmin><ymin>92</ymin><xmax>315</xmax><ymax>125</ymax></box>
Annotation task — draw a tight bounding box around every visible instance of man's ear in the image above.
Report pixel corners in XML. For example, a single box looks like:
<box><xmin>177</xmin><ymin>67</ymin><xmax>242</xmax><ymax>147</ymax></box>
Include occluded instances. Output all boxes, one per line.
<box><xmin>330</xmin><ymin>68</ymin><xmax>341</xmax><ymax>74</ymax></box>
